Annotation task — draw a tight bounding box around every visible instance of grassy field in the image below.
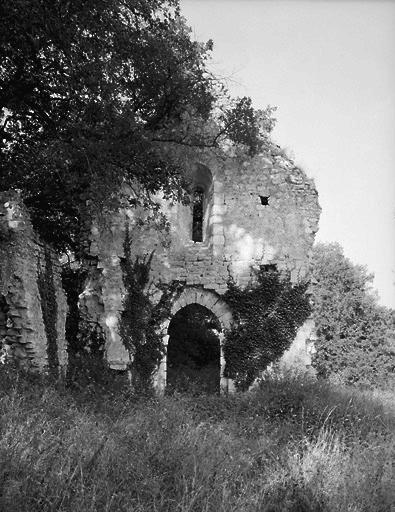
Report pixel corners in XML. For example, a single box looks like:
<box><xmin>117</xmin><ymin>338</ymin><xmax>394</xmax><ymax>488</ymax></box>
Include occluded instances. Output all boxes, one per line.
<box><xmin>0</xmin><ymin>368</ymin><xmax>394</xmax><ymax>512</ymax></box>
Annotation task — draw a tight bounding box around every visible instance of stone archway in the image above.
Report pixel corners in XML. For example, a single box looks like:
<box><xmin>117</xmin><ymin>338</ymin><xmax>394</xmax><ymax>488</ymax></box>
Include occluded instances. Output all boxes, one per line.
<box><xmin>154</xmin><ymin>287</ymin><xmax>234</xmax><ymax>394</ymax></box>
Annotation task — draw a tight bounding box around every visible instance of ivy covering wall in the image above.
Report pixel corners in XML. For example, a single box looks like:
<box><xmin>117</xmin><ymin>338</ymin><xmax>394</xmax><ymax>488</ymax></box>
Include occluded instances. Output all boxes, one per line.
<box><xmin>223</xmin><ymin>268</ymin><xmax>311</xmax><ymax>390</ymax></box>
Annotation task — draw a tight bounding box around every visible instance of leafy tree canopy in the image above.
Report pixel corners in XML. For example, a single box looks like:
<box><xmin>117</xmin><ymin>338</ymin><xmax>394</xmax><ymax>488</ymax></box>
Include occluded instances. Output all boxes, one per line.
<box><xmin>0</xmin><ymin>0</ymin><xmax>275</xmax><ymax>252</ymax></box>
<box><xmin>310</xmin><ymin>242</ymin><xmax>395</xmax><ymax>388</ymax></box>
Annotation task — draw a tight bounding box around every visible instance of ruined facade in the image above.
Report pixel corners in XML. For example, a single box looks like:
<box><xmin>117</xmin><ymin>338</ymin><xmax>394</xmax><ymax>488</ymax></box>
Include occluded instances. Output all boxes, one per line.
<box><xmin>0</xmin><ymin>192</ymin><xmax>68</xmax><ymax>373</ymax></box>
<box><xmin>0</xmin><ymin>149</ymin><xmax>320</xmax><ymax>389</ymax></box>
<box><xmin>80</xmin><ymin>150</ymin><xmax>321</xmax><ymax>392</ymax></box>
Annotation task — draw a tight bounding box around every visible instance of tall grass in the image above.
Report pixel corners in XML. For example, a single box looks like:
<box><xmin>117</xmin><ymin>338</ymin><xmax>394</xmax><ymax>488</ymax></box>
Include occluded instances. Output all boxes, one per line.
<box><xmin>0</xmin><ymin>367</ymin><xmax>394</xmax><ymax>511</ymax></box>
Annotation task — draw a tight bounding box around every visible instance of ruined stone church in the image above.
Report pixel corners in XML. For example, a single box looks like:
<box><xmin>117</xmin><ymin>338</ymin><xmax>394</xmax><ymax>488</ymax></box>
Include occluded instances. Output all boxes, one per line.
<box><xmin>0</xmin><ymin>148</ymin><xmax>320</xmax><ymax>392</ymax></box>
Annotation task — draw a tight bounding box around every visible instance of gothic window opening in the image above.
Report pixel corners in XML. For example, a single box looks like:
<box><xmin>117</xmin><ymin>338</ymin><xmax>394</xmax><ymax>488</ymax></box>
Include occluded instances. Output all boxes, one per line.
<box><xmin>192</xmin><ymin>188</ymin><xmax>204</xmax><ymax>242</ymax></box>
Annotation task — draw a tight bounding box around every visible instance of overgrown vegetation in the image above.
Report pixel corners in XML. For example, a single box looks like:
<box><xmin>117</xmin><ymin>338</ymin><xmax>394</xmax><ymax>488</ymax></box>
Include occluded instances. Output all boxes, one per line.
<box><xmin>0</xmin><ymin>366</ymin><xmax>394</xmax><ymax>512</ymax></box>
<box><xmin>119</xmin><ymin>229</ymin><xmax>183</xmax><ymax>391</ymax></box>
<box><xmin>61</xmin><ymin>264</ymin><xmax>114</xmax><ymax>390</ymax></box>
<box><xmin>223</xmin><ymin>268</ymin><xmax>311</xmax><ymax>390</ymax></box>
<box><xmin>0</xmin><ymin>0</ymin><xmax>276</xmax><ymax>254</ymax></box>
<box><xmin>310</xmin><ymin>243</ymin><xmax>395</xmax><ymax>389</ymax></box>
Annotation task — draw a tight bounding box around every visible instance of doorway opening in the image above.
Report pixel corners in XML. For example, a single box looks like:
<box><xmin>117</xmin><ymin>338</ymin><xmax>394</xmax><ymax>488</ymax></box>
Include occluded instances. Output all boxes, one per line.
<box><xmin>166</xmin><ymin>303</ymin><xmax>221</xmax><ymax>394</ymax></box>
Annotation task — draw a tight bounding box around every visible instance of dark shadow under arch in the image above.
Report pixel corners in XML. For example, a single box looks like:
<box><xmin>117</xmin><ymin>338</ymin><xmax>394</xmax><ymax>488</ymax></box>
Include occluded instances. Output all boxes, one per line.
<box><xmin>166</xmin><ymin>303</ymin><xmax>221</xmax><ymax>394</ymax></box>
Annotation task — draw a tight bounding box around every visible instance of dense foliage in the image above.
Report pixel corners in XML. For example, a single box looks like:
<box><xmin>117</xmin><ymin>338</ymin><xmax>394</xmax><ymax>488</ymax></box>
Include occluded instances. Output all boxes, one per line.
<box><xmin>0</xmin><ymin>0</ymin><xmax>275</xmax><ymax>253</ymax></box>
<box><xmin>223</xmin><ymin>268</ymin><xmax>311</xmax><ymax>390</ymax></box>
<box><xmin>310</xmin><ymin>242</ymin><xmax>395</xmax><ymax>388</ymax></box>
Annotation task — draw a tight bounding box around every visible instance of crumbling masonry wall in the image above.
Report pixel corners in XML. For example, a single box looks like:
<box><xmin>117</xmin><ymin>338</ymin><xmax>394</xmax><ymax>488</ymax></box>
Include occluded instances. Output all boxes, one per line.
<box><xmin>80</xmin><ymin>150</ymin><xmax>321</xmax><ymax>376</ymax></box>
<box><xmin>0</xmin><ymin>192</ymin><xmax>68</xmax><ymax>372</ymax></box>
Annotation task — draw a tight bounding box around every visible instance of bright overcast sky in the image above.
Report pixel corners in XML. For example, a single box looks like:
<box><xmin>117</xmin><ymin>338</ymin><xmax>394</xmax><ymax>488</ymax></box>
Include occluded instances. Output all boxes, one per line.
<box><xmin>181</xmin><ymin>0</ymin><xmax>395</xmax><ymax>309</ymax></box>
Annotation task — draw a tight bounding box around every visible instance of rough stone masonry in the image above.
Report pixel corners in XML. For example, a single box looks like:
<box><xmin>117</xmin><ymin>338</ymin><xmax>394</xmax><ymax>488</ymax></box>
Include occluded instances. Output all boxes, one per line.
<box><xmin>0</xmin><ymin>191</ymin><xmax>68</xmax><ymax>373</ymax></box>
<box><xmin>0</xmin><ymin>149</ymin><xmax>320</xmax><ymax>389</ymax></box>
<box><xmin>79</xmin><ymin>149</ymin><xmax>321</xmax><ymax>392</ymax></box>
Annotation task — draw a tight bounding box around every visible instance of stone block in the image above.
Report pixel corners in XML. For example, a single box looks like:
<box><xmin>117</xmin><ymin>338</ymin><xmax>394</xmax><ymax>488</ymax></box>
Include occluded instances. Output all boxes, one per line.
<box><xmin>212</xmin><ymin>234</ymin><xmax>225</xmax><ymax>245</ymax></box>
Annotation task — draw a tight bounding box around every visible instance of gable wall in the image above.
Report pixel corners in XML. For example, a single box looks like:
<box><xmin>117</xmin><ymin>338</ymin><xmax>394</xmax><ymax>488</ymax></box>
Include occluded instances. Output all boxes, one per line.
<box><xmin>81</xmin><ymin>152</ymin><xmax>320</xmax><ymax>371</ymax></box>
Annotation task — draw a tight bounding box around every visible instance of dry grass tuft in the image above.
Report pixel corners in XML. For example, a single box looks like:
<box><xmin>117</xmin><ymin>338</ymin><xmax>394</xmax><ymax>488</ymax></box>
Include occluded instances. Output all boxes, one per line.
<box><xmin>0</xmin><ymin>368</ymin><xmax>394</xmax><ymax>511</ymax></box>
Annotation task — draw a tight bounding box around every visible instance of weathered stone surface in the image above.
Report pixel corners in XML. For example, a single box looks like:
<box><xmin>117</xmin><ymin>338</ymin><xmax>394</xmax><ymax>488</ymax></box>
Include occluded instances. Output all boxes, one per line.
<box><xmin>276</xmin><ymin>317</ymin><xmax>317</xmax><ymax>376</ymax></box>
<box><xmin>0</xmin><ymin>191</ymin><xmax>68</xmax><ymax>373</ymax></box>
<box><xmin>80</xmin><ymin>150</ymin><xmax>321</xmax><ymax>390</ymax></box>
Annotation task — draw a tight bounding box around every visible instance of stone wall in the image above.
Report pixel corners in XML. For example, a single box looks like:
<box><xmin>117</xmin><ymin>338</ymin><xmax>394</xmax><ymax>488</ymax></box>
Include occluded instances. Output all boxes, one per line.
<box><xmin>80</xmin><ymin>150</ymin><xmax>321</xmax><ymax>381</ymax></box>
<box><xmin>275</xmin><ymin>317</ymin><xmax>317</xmax><ymax>376</ymax></box>
<box><xmin>0</xmin><ymin>191</ymin><xmax>68</xmax><ymax>372</ymax></box>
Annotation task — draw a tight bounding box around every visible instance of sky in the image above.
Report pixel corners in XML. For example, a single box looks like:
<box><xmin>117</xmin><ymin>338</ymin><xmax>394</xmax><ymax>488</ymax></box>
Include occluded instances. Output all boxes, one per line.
<box><xmin>181</xmin><ymin>0</ymin><xmax>395</xmax><ymax>308</ymax></box>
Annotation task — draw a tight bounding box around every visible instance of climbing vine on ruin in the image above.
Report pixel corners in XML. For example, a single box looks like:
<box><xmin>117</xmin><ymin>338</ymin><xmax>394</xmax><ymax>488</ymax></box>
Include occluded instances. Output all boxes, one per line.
<box><xmin>120</xmin><ymin>226</ymin><xmax>183</xmax><ymax>392</ymax></box>
<box><xmin>223</xmin><ymin>267</ymin><xmax>311</xmax><ymax>390</ymax></box>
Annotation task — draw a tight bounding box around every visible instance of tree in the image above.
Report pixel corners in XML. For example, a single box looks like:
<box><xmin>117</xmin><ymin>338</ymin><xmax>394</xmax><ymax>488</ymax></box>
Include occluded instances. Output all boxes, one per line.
<box><xmin>0</xmin><ymin>0</ymin><xmax>276</xmax><ymax>253</ymax></box>
<box><xmin>0</xmin><ymin>0</ymin><xmax>215</xmax><ymax>251</ymax></box>
<box><xmin>310</xmin><ymin>243</ymin><xmax>395</xmax><ymax>388</ymax></box>
<box><xmin>219</xmin><ymin>96</ymin><xmax>276</xmax><ymax>156</ymax></box>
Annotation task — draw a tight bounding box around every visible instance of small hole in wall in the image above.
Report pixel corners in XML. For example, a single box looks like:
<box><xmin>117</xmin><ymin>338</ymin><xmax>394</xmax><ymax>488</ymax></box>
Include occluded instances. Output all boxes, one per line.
<box><xmin>259</xmin><ymin>196</ymin><xmax>269</xmax><ymax>206</ymax></box>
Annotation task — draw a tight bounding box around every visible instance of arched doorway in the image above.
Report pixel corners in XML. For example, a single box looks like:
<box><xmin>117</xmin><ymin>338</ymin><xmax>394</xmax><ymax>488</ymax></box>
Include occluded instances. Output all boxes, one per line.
<box><xmin>154</xmin><ymin>287</ymin><xmax>234</xmax><ymax>394</ymax></box>
<box><xmin>166</xmin><ymin>304</ymin><xmax>221</xmax><ymax>394</ymax></box>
